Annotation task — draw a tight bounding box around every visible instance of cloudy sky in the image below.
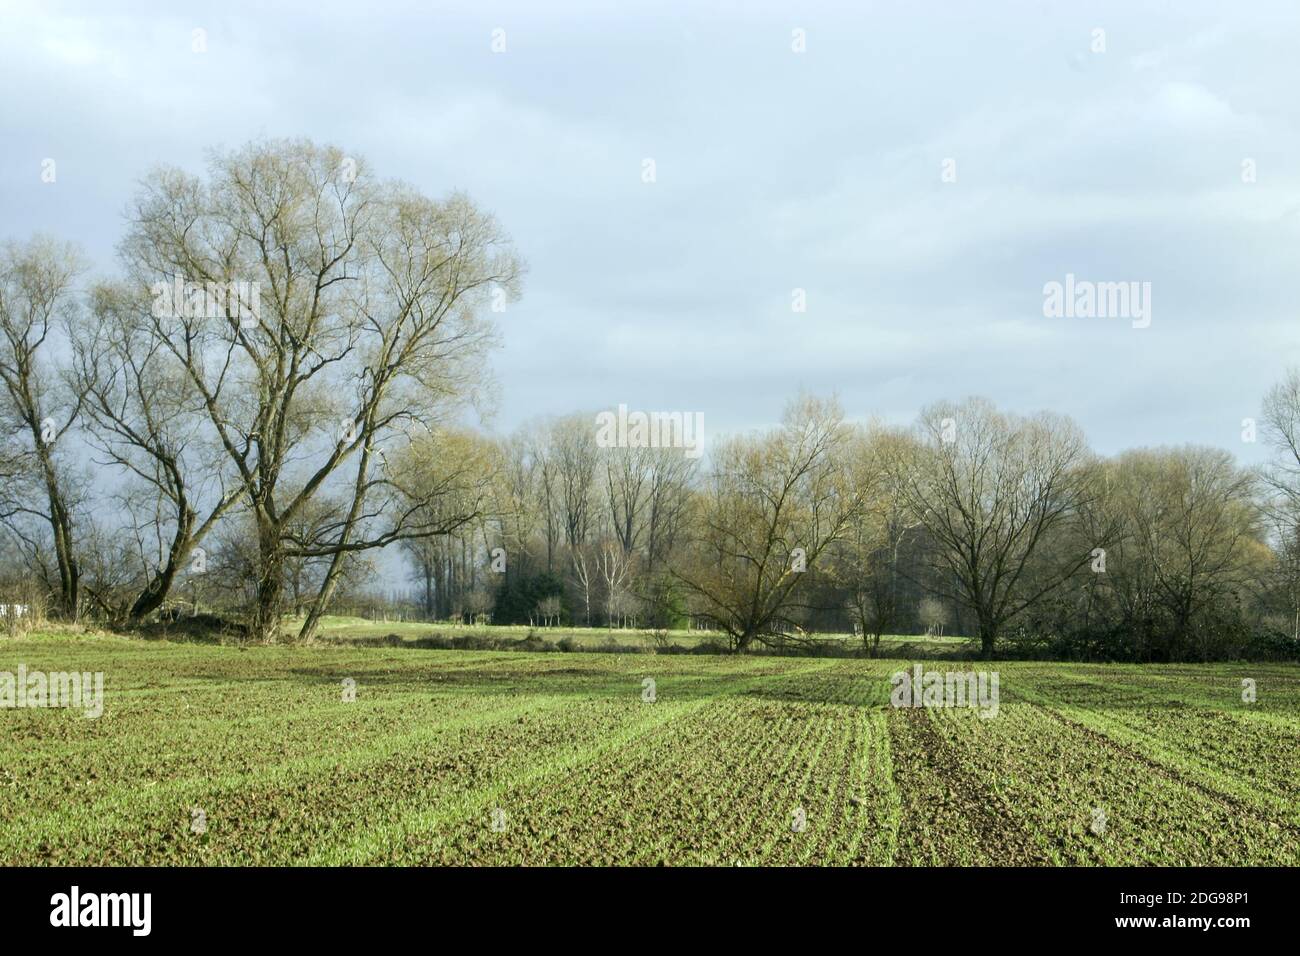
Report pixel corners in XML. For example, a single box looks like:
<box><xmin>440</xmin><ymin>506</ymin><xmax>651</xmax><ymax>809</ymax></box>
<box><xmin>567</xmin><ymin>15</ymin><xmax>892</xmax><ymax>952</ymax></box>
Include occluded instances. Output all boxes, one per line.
<box><xmin>3</xmin><ymin>0</ymin><xmax>1298</xmax><ymax>463</ymax></box>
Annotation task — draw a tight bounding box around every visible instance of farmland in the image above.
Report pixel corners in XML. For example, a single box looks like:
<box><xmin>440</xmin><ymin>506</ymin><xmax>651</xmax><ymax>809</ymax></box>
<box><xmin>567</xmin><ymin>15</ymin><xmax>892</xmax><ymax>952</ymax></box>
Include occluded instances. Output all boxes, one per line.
<box><xmin>3</xmin><ymin>631</ymin><xmax>1299</xmax><ymax>866</ymax></box>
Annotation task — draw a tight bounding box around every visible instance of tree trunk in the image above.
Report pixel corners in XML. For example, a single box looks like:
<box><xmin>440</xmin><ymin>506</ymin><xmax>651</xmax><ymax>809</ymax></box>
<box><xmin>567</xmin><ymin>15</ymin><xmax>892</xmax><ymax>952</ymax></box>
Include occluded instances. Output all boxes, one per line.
<box><xmin>979</xmin><ymin>621</ymin><xmax>996</xmax><ymax>659</ymax></box>
<box><xmin>128</xmin><ymin>510</ymin><xmax>196</xmax><ymax>622</ymax></box>
<box><xmin>41</xmin><ymin>457</ymin><xmax>79</xmax><ymax>619</ymax></box>
<box><xmin>249</xmin><ymin>522</ymin><xmax>284</xmax><ymax>642</ymax></box>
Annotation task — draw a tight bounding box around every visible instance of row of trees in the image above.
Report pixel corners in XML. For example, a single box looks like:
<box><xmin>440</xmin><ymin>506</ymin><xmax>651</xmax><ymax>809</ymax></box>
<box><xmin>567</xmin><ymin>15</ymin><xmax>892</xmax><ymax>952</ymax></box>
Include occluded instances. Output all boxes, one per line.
<box><xmin>2</xmin><ymin>136</ymin><xmax>1297</xmax><ymax>660</ymax></box>
<box><xmin>383</xmin><ymin>390</ymin><xmax>1300</xmax><ymax>662</ymax></box>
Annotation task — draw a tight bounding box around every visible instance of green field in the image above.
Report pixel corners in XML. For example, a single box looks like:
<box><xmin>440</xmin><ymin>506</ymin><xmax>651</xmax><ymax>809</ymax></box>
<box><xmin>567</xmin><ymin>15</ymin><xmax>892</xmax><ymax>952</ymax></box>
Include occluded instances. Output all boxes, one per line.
<box><xmin>3</xmin><ymin>631</ymin><xmax>1299</xmax><ymax>865</ymax></box>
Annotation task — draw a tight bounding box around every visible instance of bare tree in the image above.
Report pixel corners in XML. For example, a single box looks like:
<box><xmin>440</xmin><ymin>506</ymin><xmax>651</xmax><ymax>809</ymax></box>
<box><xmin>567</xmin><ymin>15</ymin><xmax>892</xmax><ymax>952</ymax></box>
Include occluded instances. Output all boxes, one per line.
<box><xmin>643</xmin><ymin>447</ymin><xmax>695</xmax><ymax>573</ymax></box>
<box><xmin>899</xmin><ymin>398</ymin><xmax>1097</xmax><ymax>658</ymax></box>
<box><xmin>119</xmin><ymin>139</ymin><xmax>522</xmax><ymax>641</ymax></box>
<box><xmin>536</xmin><ymin>594</ymin><xmax>562</xmax><ymax>627</ymax></box>
<box><xmin>1267</xmin><ymin>505</ymin><xmax>1300</xmax><ymax>641</ymax></box>
<box><xmin>0</xmin><ymin>236</ymin><xmax>89</xmax><ymax>617</ymax></box>
<box><xmin>551</xmin><ymin>414</ymin><xmax>598</xmax><ymax>553</ymax></box>
<box><xmin>1095</xmin><ymin>446</ymin><xmax>1263</xmax><ymax>658</ymax></box>
<box><xmin>72</xmin><ymin>281</ymin><xmax>244</xmax><ymax>621</ymax></box>
<box><xmin>524</xmin><ymin>424</ymin><xmax>562</xmax><ymax>574</ymax></box>
<box><xmin>493</xmin><ymin>431</ymin><xmax>542</xmax><ymax>581</ymax></box>
<box><xmin>603</xmin><ymin>444</ymin><xmax>652</xmax><ymax>555</ymax></box>
<box><xmin>1262</xmin><ymin>367</ymin><xmax>1300</xmax><ymax>510</ymax></box>
<box><xmin>387</xmin><ymin>428</ymin><xmax>498</xmax><ymax>626</ymax></box>
<box><xmin>570</xmin><ymin>542</ymin><xmax>595</xmax><ymax>625</ymax></box>
<box><xmin>1260</xmin><ymin>369</ymin><xmax>1300</xmax><ymax>640</ymax></box>
<box><xmin>835</xmin><ymin>425</ymin><xmax>914</xmax><ymax>654</ymax></box>
<box><xmin>673</xmin><ymin>395</ymin><xmax>861</xmax><ymax>651</ymax></box>
<box><xmin>917</xmin><ymin>597</ymin><xmax>950</xmax><ymax>636</ymax></box>
<box><xmin>597</xmin><ymin>535</ymin><xmax>635</xmax><ymax>626</ymax></box>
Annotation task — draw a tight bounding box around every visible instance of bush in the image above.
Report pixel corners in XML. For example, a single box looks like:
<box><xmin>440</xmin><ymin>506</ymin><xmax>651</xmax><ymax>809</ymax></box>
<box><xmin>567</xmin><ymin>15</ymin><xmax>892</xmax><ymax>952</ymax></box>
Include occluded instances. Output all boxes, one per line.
<box><xmin>1241</xmin><ymin>626</ymin><xmax>1300</xmax><ymax>662</ymax></box>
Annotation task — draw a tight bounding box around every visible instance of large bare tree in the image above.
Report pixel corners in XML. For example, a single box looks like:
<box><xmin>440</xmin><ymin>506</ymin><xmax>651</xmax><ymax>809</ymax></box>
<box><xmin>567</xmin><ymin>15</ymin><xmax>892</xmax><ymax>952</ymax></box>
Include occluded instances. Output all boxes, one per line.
<box><xmin>899</xmin><ymin>397</ymin><xmax>1098</xmax><ymax>658</ymax></box>
<box><xmin>674</xmin><ymin>395</ymin><xmax>861</xmax><ymax>651</ymax></box>
<box><xmin>119</xmin><ymin>139</ymin><xmax>522</xmax><ymax>641</ymax></box>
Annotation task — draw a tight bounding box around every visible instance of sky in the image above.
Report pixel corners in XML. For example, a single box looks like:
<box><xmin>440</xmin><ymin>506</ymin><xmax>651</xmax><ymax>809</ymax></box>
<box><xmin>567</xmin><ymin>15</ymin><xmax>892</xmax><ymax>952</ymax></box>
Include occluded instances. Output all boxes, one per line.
<box><xmin>2</xmin><ymin>0</ymin><xmax>1299</xmax><ymax>466</ymax></box>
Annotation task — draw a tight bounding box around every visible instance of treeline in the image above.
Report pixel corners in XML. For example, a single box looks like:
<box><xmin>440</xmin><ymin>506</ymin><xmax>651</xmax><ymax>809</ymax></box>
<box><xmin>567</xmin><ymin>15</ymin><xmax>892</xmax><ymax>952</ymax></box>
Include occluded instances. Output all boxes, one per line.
<box><xmin>416</xmin><ymin>391</ymin><xmax>1300</xmax><ymax>662</ymax></box>
<box><xmin>2</xmin><ymin>137</ymin><xmax>1298</xmax><ymax>661</ymax></box>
